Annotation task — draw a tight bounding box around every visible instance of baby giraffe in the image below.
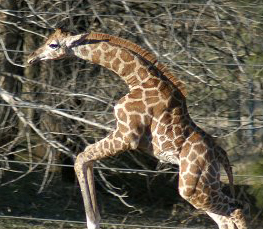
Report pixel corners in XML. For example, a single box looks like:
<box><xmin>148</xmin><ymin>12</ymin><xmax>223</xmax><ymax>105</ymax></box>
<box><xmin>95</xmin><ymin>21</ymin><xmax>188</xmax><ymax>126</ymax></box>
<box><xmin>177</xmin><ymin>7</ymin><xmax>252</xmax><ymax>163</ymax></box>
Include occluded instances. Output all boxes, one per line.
<box><xmin>28</xmin><ymin>28</ymin><xmax>248</xmax><ymax>229</ymax></box>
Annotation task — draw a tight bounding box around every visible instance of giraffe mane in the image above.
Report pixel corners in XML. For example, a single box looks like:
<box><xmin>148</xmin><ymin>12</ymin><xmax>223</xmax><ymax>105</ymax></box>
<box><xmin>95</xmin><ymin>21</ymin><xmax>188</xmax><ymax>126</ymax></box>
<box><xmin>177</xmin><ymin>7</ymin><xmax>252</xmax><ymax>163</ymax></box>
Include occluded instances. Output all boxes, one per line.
<box><xmin>86</xmin><ymin>32</ymin><xmax>187</xmax><ymax>97</ymax></box>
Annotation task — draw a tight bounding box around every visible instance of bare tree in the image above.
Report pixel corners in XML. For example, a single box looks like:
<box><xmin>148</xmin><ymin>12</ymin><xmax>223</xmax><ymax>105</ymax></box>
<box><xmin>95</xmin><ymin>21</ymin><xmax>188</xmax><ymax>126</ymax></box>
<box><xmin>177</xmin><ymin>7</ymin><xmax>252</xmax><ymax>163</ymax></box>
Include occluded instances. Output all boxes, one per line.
<box><xmin>0</xmin><ymin>0</ymin><xmax>262</xmax><ymax>227</ymax></box>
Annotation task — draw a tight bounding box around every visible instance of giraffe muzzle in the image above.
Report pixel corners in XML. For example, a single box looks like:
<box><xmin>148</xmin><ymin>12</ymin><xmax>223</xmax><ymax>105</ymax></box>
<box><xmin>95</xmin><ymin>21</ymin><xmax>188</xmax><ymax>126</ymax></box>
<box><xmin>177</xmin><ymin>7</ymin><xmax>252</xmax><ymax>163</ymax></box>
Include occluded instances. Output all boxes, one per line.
<box><xmin>27</xmin><ymin>53</ymin><xmax>40</xmax><ymax>64</ymax></box>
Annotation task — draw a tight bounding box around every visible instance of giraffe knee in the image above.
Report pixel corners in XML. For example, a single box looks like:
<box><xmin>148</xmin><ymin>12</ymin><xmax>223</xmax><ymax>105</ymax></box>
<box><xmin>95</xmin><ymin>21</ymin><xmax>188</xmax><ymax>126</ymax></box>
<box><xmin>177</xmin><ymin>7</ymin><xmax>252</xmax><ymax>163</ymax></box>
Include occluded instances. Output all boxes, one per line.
<box><xmin>179</xmin><ymin>186</ymin><xmax>212</xmax><ymax>210</ymax></box>
<box><xmin>74</xmin><ymin>153</ymin><xmax>84</xmax><ymax>175</ymax></box>
<box><xmin>74</xmin><ymin>152</ymin><xmax>92</xmax><ymax>175</ymax></box>
<box><xmin>230</xmin><ymin>208</ymin><xmax>248</xmax><ymax>228</ymax></box>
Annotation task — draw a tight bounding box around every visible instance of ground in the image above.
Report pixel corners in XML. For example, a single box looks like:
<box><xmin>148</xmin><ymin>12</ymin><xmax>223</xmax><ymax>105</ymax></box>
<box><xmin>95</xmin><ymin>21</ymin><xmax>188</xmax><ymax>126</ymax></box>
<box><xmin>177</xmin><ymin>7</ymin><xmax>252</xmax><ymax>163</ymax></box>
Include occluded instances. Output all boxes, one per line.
<box><xmin>0</xmin><ymin>162</ymin><xmax>219</xmax><ymax>229</ymax></box>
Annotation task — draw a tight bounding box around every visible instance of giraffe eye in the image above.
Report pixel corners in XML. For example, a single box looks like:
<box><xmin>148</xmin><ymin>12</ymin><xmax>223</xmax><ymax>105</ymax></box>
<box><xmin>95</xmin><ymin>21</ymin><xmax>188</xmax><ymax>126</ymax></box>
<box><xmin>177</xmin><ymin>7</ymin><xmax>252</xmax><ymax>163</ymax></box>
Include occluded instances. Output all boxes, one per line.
<box><xmin>49</xmin><ymin>43</ymin><xmax>60</xmax><ymax>49</ymax></box>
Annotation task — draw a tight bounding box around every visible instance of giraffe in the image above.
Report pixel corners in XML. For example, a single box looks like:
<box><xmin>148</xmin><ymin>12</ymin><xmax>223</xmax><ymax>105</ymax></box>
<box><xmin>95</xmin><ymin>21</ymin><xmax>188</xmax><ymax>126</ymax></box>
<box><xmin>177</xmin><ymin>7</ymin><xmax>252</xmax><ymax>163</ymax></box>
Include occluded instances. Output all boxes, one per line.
<box><xmin>27</xmin><ymin>28</ymin><xmax>248</xmax><ymax>229</ymax></box>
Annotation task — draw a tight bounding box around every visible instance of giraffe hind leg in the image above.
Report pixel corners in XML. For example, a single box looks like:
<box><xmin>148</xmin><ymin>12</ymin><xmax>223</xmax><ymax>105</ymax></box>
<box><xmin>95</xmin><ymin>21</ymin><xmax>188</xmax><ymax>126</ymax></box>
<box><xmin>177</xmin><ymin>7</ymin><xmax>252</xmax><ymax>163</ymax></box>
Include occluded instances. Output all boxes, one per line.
<box><xmin>179</xmin><ymin>177</ymin><xmax>247</xmax><ymax>229</ymax></box>
<box><xmin>178</xmin><ymin>161</ymin><xmax>247</xmax><ymax>229</ymax></box>
<box><xmin>230</xmin><ymin>208</ymin><xmax>247</xmax><ymax>229</ymax></box>
<box><xmin>207</xmin><ymin>211</ymin><xmax>236</xmax><ymax>229</ymax></box>
<box><xmin>207</xmin><ymin>208</ymin><xmax>248</xmax><ymax>229</ymax></box>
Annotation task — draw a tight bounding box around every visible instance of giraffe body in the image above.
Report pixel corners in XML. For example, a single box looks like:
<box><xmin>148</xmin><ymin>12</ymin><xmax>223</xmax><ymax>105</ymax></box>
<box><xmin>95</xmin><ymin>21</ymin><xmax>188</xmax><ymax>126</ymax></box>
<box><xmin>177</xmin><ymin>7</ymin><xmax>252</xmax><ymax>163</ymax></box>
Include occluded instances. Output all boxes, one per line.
<box><xmin>28</xmin><ymin>28</ymin><xmax>248</xmax><ymax>229</ymax></box>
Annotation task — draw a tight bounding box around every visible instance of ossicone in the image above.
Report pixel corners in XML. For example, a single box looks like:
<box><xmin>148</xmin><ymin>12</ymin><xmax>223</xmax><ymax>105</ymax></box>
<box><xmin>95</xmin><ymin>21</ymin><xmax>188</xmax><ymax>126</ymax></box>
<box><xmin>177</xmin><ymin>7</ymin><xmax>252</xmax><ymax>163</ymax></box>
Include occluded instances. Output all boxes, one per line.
<box><xmin>55</xmin><ymin>20</ymin><xmax>77</xmax><ymax>35</ymax></box>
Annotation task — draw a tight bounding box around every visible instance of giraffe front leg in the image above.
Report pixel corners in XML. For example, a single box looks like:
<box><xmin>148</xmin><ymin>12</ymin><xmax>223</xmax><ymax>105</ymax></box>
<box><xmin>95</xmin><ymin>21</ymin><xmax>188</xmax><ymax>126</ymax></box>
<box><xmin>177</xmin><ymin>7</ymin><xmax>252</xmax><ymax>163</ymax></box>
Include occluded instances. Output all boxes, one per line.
<box><xmin>74</xmin><ymin>128</ymin><xmax>140</xmax><ymax>229</ymax></box>
<box><xmin>86</xmin><ymin>162</ymin><xmax>100</xmax><ymax>221</ymax></box>
<box><xmin>74</xmin><ymin>155</ymin><xmax>100</xmax><ymax>229</ymax></box>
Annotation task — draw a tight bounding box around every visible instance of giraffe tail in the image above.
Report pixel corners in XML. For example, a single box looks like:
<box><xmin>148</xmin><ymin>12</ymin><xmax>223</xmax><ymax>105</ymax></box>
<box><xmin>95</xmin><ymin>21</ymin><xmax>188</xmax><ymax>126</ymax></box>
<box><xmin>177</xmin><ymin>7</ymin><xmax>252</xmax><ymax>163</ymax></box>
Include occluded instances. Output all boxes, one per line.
<box><xmin>216</xmin><ymin>146</ymin><xmax>235</xmax><ymax>198</ymax></box>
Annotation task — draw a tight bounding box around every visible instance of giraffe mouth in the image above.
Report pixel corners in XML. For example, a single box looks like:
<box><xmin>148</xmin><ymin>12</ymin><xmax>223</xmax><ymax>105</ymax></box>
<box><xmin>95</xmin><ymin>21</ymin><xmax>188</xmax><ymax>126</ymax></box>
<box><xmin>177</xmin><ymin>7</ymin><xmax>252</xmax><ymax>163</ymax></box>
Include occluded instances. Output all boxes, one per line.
<box><xmin>28</xmin><ymin>55</ymin><xmax>50</xmax><ymax>64</ymax></box>
<box><xmin>28</xmin><ymin>57</ymin><xmax>38</xmax><ymax>64</ymax></box>
<box><xmin>27</xmin><ymin>54</ymin><xmax>41</xmax><ymax>65</ymax></box>
<box><xmin>27</xmin><ymin>51</ymin><xmax>49</xmax><ymax>64</ymax></box>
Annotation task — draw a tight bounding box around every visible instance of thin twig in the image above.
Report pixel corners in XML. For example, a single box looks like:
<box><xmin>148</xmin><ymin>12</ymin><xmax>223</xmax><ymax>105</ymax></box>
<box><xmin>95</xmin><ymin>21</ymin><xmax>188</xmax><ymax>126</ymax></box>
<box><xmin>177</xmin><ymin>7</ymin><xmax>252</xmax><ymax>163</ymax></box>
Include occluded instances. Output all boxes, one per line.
<box><xmin>24</xmin><ymin>0</ymin><xmax>53</xmax><ymax>28</ymax></box>
<box><xmin>0</xmin><ymin>19</ymin><xmax>47</xmax><ymax>38</ymax></box>
<box><xmin>0</xmin><ymin>38</ymin><xmax>26</xmax><ymax>68</ymax></box>
<box><xmin>0</xmin><ymin>88</ymin><xmax>74</xmax><ymax>158</ymax></box>
<box><xmin>122</xmin><ymin>0</ymin><xmax>160</xmax><ymax>58</ymax></box>
<box><xmin>0</xmin><ymin>87</ymin><xmax>113</xmax><ymax>131</ymax></box>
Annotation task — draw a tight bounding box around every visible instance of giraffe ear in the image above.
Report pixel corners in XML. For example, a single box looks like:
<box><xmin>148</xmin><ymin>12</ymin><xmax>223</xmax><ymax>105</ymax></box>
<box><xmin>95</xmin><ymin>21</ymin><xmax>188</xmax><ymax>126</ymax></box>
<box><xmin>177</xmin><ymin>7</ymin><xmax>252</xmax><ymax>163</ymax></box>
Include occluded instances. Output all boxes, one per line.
<box><xmin>67</xmin><ymin>33</ymin><xmax>89</xmax><ymax>48</ymax></box>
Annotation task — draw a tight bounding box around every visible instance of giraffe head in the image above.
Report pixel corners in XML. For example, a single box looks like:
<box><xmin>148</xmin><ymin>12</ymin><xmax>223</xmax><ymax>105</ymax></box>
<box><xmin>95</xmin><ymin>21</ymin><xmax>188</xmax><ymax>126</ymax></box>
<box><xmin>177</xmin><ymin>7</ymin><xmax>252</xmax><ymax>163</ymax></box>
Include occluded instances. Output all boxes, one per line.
<box><xmin>27</xmin><ymin>28</ymin><xmax>89</xmax><ymax>64</ymax></box>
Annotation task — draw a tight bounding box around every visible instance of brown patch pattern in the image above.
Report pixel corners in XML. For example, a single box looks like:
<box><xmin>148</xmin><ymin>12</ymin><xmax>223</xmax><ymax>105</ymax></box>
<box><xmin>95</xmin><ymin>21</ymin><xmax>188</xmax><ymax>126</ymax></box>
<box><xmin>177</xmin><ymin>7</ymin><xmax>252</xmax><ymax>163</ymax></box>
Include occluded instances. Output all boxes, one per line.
<box><xmin>121</xmin><ymin>63</ymin><xmax>136</xmax><ymax>77</ymax></box>
<box><xmin>120</xmin><ymin>50</ymin><xmax>134</xmax><ymax>62</ymax></box>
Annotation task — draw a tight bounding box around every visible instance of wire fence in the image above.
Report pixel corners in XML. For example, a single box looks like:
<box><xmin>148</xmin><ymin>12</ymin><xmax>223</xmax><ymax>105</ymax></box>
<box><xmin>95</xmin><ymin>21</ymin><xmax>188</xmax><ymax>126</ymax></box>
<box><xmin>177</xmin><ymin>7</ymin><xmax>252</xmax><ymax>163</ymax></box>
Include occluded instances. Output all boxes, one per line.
<box><xmin>0</xmin><ymin>215</ymin><xmax>212</xmax><ymax>229</ymax></box>
<box><xmin>3</xmin><ymin>46</ymin><xmax>263</xmax><ymax>68</ymax></box>
<box><xmin>1</xmin><ymin>159</ymin><xmax>263</xmax><ymax>179</ymax></box>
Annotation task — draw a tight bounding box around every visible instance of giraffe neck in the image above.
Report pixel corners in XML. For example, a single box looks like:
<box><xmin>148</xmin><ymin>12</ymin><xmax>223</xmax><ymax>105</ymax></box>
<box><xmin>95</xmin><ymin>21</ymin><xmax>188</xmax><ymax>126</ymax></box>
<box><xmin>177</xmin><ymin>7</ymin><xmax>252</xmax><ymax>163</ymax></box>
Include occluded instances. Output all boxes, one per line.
<box><xmin>71</xmin><ymin>33</ymin><xmax>186</xmax><ymax>95</ymax></box>
<box><xmin>72</xmin><ymin>40</ymin><xmax>147</xmax><ymax>88</ymax></box>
